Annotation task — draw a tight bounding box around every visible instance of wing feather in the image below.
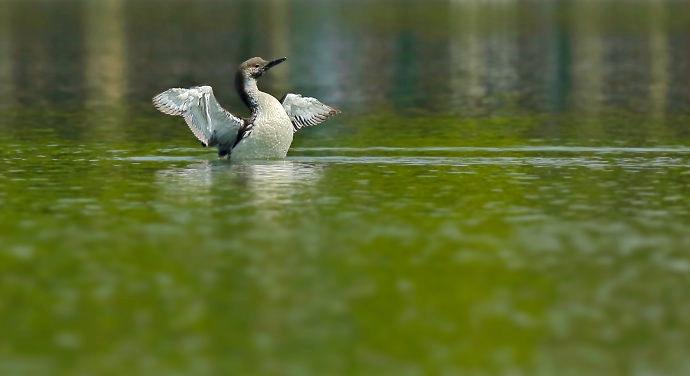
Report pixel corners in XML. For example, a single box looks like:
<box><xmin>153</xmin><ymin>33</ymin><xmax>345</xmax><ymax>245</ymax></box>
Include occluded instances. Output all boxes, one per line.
<box><xmin>281</xmin><ymin>93</ymin><xmax>340</xmax><ymax>132</ymax></box>
<box><xmin>153</xmin><ymin>86</ymin><xmax>243</xmax><ymax>148</ymax></box>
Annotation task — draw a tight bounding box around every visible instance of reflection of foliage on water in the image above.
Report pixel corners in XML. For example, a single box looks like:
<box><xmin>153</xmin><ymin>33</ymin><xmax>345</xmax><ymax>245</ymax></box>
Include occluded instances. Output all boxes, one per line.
<box><xmin>0</xmin><ymin>137</ymin><xmax>689</xmax><ymax>373</ymax></box>
<box><xmin>293</xmin><ymin>111</ymin><xmax>690</xmax><ymax>150</ymax></box>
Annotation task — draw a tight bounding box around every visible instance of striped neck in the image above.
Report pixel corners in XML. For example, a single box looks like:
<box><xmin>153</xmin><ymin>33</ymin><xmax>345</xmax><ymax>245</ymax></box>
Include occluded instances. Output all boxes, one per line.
<box><xmin>234</xmin><ymin>72</ymin><xmax>261</xmax><ymax>113</ymax></box>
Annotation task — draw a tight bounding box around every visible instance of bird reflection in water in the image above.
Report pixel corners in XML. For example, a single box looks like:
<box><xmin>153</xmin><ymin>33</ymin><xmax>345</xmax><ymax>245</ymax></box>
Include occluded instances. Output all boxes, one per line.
<box><xmin>156</xmin><ymin>159</ymin><xmax>323</xmax><ymax>209</ymax></box>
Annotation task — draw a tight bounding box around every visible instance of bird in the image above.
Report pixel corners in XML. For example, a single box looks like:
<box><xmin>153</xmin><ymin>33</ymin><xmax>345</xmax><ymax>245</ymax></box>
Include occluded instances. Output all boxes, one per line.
<box><xmin>152</xmin><ymin>57</ymin><xmax>340</xmax><ymax>160</ymax></box>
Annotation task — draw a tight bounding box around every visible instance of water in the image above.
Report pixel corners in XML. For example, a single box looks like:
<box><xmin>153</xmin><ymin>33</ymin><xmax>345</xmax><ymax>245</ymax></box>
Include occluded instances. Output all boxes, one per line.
<box><xmin>1</xmin><ymin>0</ymin><xmax>690</xmax><ymax>374</ymax></box>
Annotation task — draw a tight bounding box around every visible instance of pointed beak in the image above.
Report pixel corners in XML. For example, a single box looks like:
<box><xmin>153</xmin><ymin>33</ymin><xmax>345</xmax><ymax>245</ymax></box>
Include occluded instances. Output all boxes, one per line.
<box><xmin>263</xmin><ymin>57</ymin><xmax>287</xmax><ymax>72</ymax></box>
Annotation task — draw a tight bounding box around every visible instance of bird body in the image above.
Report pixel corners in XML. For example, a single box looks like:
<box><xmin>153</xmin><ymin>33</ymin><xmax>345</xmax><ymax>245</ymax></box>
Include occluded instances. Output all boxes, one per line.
<box><xmin>231</xmin><ymin>91</ymin><xmax>293</xmax><ymax>160</ymax></box>
<box><xmin>152</xmin><ymin>57</ymin><xmax>339</xmax><ymax>160</ymax></box>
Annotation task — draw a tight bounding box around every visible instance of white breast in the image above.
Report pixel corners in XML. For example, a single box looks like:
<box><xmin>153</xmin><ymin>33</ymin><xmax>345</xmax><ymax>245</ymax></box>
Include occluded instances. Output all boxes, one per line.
<box><xmin>231</xmin><ymin>93</ymin><xmax>294</xmax><ymax>160</ymax></box>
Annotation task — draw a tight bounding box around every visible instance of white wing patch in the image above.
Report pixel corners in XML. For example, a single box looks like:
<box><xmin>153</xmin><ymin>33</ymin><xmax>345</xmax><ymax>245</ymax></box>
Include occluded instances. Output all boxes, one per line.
<box><xmin>152</xmin><ymin>86</ymin><xmax>243</xmax><ymax>148</ymax></box>
<box><xmin>281</xmin><ymin>93</ymin><xmax>340</xmax><ymax>132</ymax></box>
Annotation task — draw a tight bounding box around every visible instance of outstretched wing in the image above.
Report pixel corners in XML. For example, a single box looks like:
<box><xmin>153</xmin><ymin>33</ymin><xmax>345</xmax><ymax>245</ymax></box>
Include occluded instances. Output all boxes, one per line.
<box><xmin>281</xmin><ymin>93</ymin><xmax>340</xmax><ymax>132</ymax></box>
<box><xmin>152</xmin><ymin>86</ymin><xmax>243</xmax><ymax>149</ymax></box>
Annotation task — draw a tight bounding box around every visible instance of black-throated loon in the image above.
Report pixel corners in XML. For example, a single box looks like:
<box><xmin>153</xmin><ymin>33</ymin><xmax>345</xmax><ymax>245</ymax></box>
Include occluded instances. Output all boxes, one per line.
<box><xmin>152</xmin><ymin>57</ymin><xmax>340</xmax><ymax>160</ymax></box>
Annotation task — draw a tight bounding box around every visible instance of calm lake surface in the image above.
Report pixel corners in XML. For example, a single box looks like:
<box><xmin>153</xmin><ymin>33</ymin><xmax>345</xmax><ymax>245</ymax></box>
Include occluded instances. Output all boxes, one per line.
<box><xmin>1</xmin><ymin>0</ymin><xmax>690</xmax><ymax>374</ymax></box>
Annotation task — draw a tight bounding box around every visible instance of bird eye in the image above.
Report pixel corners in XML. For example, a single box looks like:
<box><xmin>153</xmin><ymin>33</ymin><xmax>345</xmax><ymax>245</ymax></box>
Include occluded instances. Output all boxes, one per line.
<box><xmin>254</xmin><ymin>64</ymin><xmax>260</xmax><ymax>68</ymax></box>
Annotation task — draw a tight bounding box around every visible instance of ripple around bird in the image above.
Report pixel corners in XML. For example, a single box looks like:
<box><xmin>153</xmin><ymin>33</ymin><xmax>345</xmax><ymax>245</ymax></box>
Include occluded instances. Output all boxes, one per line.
<box><xmin>114</xmin><ymin>146</ymin><xmax>690</xmax><ymax>169</ymax></box>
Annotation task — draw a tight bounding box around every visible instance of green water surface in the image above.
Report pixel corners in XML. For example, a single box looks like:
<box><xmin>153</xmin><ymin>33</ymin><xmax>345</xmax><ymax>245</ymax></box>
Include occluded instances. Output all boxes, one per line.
<box><xmin>1</xmin><ymin>0</ymin><xmax>690</xmax><ymax>374</ymax></box>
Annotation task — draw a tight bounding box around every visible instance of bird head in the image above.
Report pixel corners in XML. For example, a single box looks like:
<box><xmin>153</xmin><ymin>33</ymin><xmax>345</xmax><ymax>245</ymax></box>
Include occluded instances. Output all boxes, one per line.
<box><xmin>238</xmin><ymin>56</ymin><xmax>287</xmax><ymax>79</ymax></box>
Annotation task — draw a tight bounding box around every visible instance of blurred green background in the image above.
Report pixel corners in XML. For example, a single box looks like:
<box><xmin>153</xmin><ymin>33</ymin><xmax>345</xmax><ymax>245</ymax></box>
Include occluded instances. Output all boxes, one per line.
<box><xmin>0</xmin><ymin>0</ymin><xmax>689</xmax><ymax>374</ymax></box>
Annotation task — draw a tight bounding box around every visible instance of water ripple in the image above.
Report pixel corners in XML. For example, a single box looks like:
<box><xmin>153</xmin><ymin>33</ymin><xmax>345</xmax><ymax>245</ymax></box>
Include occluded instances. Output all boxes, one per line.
<box><xmin>292</xmin><ymin>146</ymin><xmax>690</xmax><ymax>154</ymax></box>
<box><xmin>287</xmin><ymin>156</ymin><xmax>689</xmax><ymax>168</ymax></box>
